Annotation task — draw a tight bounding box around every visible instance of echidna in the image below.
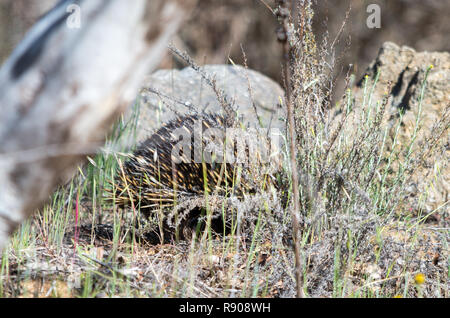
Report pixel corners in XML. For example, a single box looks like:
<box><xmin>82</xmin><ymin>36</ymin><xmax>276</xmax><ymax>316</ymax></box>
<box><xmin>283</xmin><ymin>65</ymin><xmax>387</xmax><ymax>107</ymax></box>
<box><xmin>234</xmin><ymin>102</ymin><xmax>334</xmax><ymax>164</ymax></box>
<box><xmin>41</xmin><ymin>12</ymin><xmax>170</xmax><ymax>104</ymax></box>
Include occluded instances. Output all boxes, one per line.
<box><xmin>112</xmin><ymin>113</ymin><xmax>280</xmax><ymax>241</ymax></box>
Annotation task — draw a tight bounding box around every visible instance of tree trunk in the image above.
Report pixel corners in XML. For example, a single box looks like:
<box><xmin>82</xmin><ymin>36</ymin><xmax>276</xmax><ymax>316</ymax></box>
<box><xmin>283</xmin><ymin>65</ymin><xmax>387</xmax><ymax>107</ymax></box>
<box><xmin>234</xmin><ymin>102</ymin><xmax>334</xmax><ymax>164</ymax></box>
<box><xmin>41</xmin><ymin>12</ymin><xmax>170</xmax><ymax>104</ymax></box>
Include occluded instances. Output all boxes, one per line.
<box><xmin>0</xmin><ymin>0</ymin><xmax>194</xmax><ymax>252</ymax></box>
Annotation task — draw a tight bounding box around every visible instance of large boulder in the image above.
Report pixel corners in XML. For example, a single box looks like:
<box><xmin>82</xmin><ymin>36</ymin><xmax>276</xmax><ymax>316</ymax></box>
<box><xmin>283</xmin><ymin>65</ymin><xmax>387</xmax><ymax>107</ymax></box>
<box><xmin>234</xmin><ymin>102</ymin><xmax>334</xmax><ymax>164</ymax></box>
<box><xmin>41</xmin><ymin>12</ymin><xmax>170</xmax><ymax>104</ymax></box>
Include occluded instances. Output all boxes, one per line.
<box><xmin>340</xmin><ymin>42</ymin><xmax>449</xmax><ymax>214</ymax></box>
<box><xmin>132</xmin><ymin>64</ymin><xmax>286</xmax><ymax>142</ymax></box>
<box><xmin>356</xmin><ymin>42</ymin><xmax>449</xmax><ymax>140</ymax></box>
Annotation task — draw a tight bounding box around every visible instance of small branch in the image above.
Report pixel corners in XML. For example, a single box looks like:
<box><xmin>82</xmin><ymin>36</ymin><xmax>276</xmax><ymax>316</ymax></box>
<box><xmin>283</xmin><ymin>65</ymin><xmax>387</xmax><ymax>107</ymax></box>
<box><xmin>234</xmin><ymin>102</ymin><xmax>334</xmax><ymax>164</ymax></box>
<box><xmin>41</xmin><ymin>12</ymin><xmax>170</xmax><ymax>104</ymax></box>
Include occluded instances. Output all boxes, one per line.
<box><xmin>276</xmin><ymin>0</ymin><xmax>305</xmax><ymax>298</ymax></box>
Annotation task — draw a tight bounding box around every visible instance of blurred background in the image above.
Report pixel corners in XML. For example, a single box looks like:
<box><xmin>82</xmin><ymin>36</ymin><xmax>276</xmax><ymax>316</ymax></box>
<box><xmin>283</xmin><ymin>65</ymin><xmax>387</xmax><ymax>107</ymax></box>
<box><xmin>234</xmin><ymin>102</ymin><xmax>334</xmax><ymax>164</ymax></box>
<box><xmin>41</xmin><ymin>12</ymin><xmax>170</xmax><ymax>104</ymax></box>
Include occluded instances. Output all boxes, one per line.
<box><xmin>1</xmin><ymin>0</ymin><xmax>449</xmax><ymax>95</ymax></box>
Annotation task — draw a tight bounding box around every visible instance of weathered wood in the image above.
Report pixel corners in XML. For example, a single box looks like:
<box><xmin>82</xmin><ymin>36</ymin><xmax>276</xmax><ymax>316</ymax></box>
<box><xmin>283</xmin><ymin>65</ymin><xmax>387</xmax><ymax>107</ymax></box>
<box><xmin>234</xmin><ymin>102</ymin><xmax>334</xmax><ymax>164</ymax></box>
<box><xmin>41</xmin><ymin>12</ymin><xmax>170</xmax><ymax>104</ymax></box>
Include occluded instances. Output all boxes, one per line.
<box><xmin>0</xmin><ymin>0</ymin><xmax>194</xmax><ymax>252</ymax></box>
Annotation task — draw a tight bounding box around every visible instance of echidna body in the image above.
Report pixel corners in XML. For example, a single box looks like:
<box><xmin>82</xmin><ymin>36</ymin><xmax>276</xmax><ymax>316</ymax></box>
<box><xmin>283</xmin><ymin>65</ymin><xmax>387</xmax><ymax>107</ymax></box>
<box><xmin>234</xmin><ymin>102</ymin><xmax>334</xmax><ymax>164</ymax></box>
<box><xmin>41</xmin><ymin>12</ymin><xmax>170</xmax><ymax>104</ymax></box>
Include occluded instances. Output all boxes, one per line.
<box><xmin>113</xmin><ymin>114</ymin><xmax>265</xmax><ymax>219</ymax></box>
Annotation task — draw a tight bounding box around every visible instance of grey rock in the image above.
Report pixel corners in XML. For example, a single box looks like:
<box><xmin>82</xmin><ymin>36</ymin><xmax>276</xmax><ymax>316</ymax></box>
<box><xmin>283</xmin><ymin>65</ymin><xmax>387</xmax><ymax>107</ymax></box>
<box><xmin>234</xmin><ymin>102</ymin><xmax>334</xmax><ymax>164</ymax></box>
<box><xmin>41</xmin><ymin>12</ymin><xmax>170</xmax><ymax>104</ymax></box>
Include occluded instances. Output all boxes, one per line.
<box><xmin>132</xmin><ymin>64</ymin><xmax>286</xmax><ymax>142</ymax></box>
<box><xmin>356</xmin><ymin>41</ymin><xmax>449</xmax><ymax>132</ymax></box>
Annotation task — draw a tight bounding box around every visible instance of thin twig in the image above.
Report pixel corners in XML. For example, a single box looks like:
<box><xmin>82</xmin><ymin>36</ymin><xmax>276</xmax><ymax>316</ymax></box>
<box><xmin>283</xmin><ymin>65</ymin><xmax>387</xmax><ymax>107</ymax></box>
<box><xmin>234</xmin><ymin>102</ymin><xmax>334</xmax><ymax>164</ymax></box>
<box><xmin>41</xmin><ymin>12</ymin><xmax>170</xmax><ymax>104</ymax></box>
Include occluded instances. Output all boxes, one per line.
<box><xmin>168</xmin><ymin>44</ymin><xmax>237</xmax><ymax>127</ymax></box>
<box><xmin>240</xmin><ymin>44</ymin><xmax>263</xmax><ymax>128</ymax></box>
<box><xmin>276</xmin><ymin>0</ymin><xmax>305</xmax><ymax>298</ymax></box>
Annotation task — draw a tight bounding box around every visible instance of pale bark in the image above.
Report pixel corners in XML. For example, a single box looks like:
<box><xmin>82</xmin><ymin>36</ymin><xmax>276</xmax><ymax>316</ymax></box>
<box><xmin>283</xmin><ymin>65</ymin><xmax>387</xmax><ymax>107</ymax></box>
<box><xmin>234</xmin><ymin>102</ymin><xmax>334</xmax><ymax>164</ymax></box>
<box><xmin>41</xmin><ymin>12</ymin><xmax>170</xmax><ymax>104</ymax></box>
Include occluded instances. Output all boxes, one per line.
<box><xmin>0</xmin><ymin>0</ymin><xmax>194</xmax><ymax>252</ymax></box>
